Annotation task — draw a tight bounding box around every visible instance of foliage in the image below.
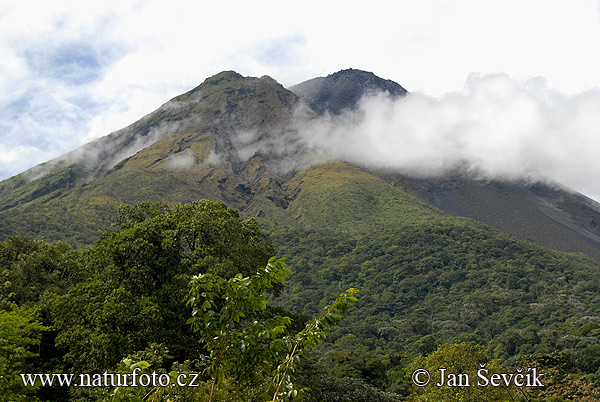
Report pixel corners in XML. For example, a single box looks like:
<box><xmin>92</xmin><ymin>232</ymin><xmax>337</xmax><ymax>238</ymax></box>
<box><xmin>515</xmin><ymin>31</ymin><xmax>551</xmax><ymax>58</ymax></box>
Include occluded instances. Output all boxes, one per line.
<box><xmin>404</xmin><ymin>346</ymin><xmax>600</xmax><ymax>401</ymax></box>
<box><xmin>187</xmin><ymin>257</ymin><xmax>292</xmax><ymax>401</ymax></box>
<box><xmin>51</xmin><ymin>200</ymin><xmax>274</xmax><ymax>373</ymax></box>
<box><xmin>0</xmin><ymin>235</ymin><xmax>83</xmax><ymax>309</ymax></box>
<box><xmin>405</xmin><ymin>342</ymin><xmax>512</xmax><ymax>401</ymax></box>
<box><xmin>268</xmin><ymin>222</ymin><xmax>600</xmax><ymax>395</ymax></box>
<box><xmin>296</xmin><ymin>366</ymin><xmax>402</xmax><ymax>402</ymax></box>
<box><xmin>3</xmin><ymin>195</ymin><xmax>600</xmax><ymax>400</ymax></box>
<box><xmin>516</xmin><ymin>351</ymin><xmax>600</xmax><ymax>401</ymax></box>
<box><xmin>0</xmin><ymin>307</ymin><xmax>47</xmax><ymax>401</ymax></box>
<box><xmin>187</xmin><ymin>256</ymin><xmax>358</xmax><ymax>401</ymax></box>
<box><xmin>106</xmin><ymin>343</ymin><xmax>173</xmax><ymax>402</ymax></box>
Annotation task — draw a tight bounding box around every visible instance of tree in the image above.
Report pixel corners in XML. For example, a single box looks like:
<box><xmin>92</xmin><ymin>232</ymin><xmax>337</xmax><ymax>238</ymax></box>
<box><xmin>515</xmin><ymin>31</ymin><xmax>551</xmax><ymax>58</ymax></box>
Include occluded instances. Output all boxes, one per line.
<box><xmin>0</xmin><ymin>236</ymin><xmax>82</xmax><ymax>309</ymax></box>
<box><xmin>186</xmin><ymin>257</ymin><xmax>358</xmax><ymax>401</ymax></box>
<box><xmin>0</xmin><ymin>307</ymin><xmax>47</xmax><ymax>401</ymax></box>
<box><xmin>405</xmin><ymin>342</ymin><xmax>514</xmax><ymax>402</ymax></box>
<box><xmin>103</xmin><ymin>259</ymin><xmax>357</xmax><ymax>402</ymax></box>
<box><xmin>52</xmin><ymin>200</ymin><xmax>274</xmax><ymax>373</ymax></box>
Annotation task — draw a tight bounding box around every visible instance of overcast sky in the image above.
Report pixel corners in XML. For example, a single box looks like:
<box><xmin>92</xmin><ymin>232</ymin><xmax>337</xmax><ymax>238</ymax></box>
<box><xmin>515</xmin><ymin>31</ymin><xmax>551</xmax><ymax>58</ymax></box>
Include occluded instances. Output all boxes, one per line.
<box><xmin>2</xmin><ymin>0</ymin><xmax>600</xmax><ymax>198</ymax></box>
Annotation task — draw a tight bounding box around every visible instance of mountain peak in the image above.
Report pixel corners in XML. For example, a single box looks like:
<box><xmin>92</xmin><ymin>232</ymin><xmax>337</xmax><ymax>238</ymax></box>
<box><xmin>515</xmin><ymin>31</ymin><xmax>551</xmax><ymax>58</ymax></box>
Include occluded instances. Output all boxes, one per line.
<box><xmin>290</xmin><ymin>68</ymin><xmax>407</xmax><ymax>115</ymax></box>
<box><xmin>202</xmin><ymin>70</ymin><xmax>244</xmax><ymax>85</ymax></box>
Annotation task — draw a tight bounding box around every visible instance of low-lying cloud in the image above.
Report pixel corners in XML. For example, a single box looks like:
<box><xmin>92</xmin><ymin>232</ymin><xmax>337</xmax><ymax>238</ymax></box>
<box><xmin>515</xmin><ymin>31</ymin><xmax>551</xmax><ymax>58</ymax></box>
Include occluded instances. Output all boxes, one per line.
<box><xmin>166</xmin><ymin>149</ymin><xmax>196</xmax><ymax>170</ymax></box>
<box><xmin>24</xmin><ymin>119</ymin><xmax>183</xmax><ymax>183</ymax></box>
<box><xmin>294</xmin><ymin>73</ymin><xmax>600</xmax><ymax>202</ymax></box>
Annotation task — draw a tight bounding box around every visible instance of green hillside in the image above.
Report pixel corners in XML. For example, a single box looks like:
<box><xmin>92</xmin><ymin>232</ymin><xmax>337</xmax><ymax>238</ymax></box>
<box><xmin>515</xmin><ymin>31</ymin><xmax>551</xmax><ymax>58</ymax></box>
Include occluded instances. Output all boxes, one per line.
<box><xmin>0</xmin><ymin>71</ymin><xmax>303</xmax><ymax>245</ymax></box>
<box><xmin>262</xmin><ymin>214</ymin><xmax>600</xmax><ymax>397</ymax></box>
<box><xmin>1</xmin><ymin>70</ymin><xmax>600</xmax><ymax>400</ymax></box>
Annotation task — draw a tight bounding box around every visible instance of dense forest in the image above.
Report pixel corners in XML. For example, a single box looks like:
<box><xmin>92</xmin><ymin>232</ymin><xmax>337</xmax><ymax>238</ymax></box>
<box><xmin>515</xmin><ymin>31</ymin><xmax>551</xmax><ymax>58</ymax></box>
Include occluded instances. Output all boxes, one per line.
<box><xmin>2</xmin><ymin>199</ymin><xmax>600</xmax><ymax>401</ymax></box>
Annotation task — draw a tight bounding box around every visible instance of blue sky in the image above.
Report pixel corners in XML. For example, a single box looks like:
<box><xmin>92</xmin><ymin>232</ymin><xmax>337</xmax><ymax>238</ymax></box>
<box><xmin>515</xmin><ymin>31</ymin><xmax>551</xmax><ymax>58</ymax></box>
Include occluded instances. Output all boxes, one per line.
<box><xmin>2</xmin><ymin>0</ymin><xmax>600</xmax><ymax>199</ymax></box>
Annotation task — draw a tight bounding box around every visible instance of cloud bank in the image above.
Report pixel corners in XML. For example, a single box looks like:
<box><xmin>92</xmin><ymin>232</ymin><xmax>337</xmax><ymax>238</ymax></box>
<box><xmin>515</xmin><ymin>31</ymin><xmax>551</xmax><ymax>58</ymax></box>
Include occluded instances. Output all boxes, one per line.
<box><xmin>293</xmin><ymin>74</ymin><xmax>600</xmax><ymax>201</ymax></box>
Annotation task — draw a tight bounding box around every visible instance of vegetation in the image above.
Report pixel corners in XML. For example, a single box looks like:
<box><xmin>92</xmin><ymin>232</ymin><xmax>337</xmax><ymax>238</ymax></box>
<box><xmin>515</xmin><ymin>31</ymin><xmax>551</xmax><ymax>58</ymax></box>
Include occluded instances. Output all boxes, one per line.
<box><xmin>267</xmin><ymin>222</ymin><xmax>600</xmax><ymax>398</ymax></box>
<box><xmin>1</xmin><ymin>70</ymin><xmax>600</xmax><ymax>400</ymax></box>
<box><xmin>0</xmin><ymin>307</ymin><xmax>47</xmax><ymax>401</ymax></box>
<box><xmin>2</xmin><ymin>198</ymin><xmax>600</xmax><ymax>400</ymax></box>
<box><xmin>0</xmin><ymin>200</ymin><xmax>359</xmax><ymax>401</ymax></box>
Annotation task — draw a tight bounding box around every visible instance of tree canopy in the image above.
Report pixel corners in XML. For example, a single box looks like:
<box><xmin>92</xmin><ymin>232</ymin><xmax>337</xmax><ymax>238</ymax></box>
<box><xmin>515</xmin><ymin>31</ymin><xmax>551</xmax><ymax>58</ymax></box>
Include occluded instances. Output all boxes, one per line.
<box><xmin>52</xmin><ymin>200</ymin><xmax>275</xmax><ymax>373</ymax></box>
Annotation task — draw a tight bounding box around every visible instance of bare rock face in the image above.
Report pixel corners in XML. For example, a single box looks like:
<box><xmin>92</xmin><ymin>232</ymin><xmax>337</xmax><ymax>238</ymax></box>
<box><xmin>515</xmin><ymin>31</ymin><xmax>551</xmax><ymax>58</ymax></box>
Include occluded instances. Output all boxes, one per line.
<box><xmin>290</xmin><ymin>68</ymin><xmax>407</xmax><ymax>115</ymax></box>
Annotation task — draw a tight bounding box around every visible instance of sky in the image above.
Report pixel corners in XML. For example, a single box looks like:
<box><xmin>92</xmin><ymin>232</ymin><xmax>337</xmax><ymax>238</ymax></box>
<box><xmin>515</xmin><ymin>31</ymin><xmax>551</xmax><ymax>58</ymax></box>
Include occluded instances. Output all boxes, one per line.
<box><xmin>1</xmin><ymin>0</ymin><xmax>600</xmax><ymax>199</ymax></box>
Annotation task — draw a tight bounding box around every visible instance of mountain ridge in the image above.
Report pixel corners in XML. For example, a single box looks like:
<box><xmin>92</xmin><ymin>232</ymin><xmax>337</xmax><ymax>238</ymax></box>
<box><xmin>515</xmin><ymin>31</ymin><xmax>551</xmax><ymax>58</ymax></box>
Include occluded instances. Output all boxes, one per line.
<box><xmin>3</xmin><ymin>69</ymin><xmax>600</xmax><ymax>399</ymax></box>
<box><xmin>1</xmin><ymin>68</ymin><xmax>600</xmax><ymax>263</ymax></box>
<box><xmin>290</xmin><ymin>68</ymin><xmax>408</xmax><ymax>115</ymax></box>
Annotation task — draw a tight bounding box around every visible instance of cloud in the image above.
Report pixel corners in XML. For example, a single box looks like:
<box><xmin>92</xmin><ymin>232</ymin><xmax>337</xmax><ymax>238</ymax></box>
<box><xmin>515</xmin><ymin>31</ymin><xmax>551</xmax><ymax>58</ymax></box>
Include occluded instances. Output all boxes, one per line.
<box><xmin>204</xmin><ymin>150</ymin><xmax>225</xmax><ymax>166</ymax></box>
<box><xmin>0</xmin><ymin>1</ymin><xmax>133</xmax><ymax>180</ymax></box>
<box><xmin>294</xmin><ymin>74</ymin><xmax>600</xmax><ymax>201</ymax></box>
<box><xmin>2</xmin><ymin>0</ymin><xmax>600</xmax><ymax>200</ymax></box>
<box><xmin>0</xmin><ymin>143</ymin><xmax>56</xmax><ymax>179</ymax></box>
<box><xmin>166</xmin><ymin>150</ymin><xmax>196</xmax><ymax>170</ymax></box>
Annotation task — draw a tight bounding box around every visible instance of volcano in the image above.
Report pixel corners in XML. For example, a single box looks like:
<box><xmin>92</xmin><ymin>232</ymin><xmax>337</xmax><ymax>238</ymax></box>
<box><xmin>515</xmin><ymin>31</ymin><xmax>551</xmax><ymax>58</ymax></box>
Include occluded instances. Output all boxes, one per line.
<box><xmin>1</xmin><ymin>69</ymin><xmax>599</xmax><ymax>261</ymax></box>
<box><xmin>3</xmin><ymin>69</ymin><xmax>600</xmax><ymax>400</ymax></box>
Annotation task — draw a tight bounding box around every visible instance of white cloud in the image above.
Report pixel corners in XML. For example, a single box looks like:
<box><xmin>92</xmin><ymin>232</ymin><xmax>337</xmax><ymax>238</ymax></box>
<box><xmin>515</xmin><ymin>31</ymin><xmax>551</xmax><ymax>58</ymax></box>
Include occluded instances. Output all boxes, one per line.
<box><xmin>0</xmin><ymin>143</ymin><xmax>55</xmax><ymax>179</ymax></box>
<box><xmin>166</xmin><ymin>150</ymin><xmax>196</xmax><ymax>170</ymax></box>
<box><xmin>1</xmin><ymin>0</ymin><xmax>600</xmax><ymax>191</ymax></box>
<box><xmin>296</xmin><ymin>74</ymin><xmax>600</xmax><ymax>201</ymax></box>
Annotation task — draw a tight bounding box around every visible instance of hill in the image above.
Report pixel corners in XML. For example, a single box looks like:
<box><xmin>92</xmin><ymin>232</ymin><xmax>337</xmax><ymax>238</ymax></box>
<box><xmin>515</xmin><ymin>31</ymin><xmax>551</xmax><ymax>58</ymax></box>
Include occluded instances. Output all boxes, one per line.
<box><xmin>2</xmin><ymin>69</ymin><xmax>600</xmax><ymax>398</ymax></box>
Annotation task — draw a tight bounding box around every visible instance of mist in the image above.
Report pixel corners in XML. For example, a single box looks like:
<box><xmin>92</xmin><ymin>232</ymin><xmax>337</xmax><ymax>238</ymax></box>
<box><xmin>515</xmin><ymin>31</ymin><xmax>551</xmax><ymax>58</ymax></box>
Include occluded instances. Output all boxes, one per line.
<box><xmin>293</xmin><ymin>73</ymin><xmax>600</xmax><ymax>202</ymax></box>
<box><xmin>24</xmin><ymin>118</ymin><xmax>183</xmax><ymax>183</ymax></box>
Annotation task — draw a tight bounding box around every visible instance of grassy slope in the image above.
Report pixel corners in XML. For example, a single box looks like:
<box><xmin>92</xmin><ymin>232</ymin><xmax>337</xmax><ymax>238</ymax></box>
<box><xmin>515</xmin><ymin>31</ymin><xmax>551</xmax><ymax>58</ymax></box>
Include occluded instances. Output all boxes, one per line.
<box><xmin>284</xmin><ymin>162</ymin><xmax>450</xmax><ymax>233</ymax></box>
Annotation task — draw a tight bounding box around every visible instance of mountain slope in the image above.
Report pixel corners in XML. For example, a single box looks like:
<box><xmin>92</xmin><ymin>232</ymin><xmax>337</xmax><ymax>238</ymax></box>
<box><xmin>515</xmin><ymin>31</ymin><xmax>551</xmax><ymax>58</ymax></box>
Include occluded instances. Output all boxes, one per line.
<box><xmin>0</xmin><ymin>70</ymin><xmax>441</xmax><ymax>245</ymax></box>
<box><xmin>290</xmin><ymin>68</ymin><xmax>408</xmax><ymax>115</ymax></box>
<box><xmin>2</xmin><ymin>69</ymin><xmax>600</xmax><ymax>397</ymax></box>
<box><xmin>0</xmin><ymin>71</ymin><xmax>301</xmax><ymax>243</ymax></box>
<box><xmin>374</xmin><ymin>171</ymin><xmax>600</xmax><ymax>261</ymax></box>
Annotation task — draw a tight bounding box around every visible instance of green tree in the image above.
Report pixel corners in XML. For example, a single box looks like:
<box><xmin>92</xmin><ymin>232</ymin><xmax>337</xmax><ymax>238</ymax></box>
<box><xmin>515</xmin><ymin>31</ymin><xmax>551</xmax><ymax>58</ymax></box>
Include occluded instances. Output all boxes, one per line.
<box><xmin>52</xmin><ymin>200</ymin><xmax>274</xmax><ymax>373</ymax></box>
<box><xmin>0</xmin><ymin>307</ymin><xmax>47</xmax><ymax>401</ymax></box>
<box><xmin>405</xmin><ymin>342</ymin><xmax>514</xmax><ymax>402</ymax></box>
<box><xmin>186</xmin><ymin>257</ymin><xmax>358</xmax><ymax>401</ymax></box>
<box><xmin>103</xmin><ymin>259</ymin><xmax>357</xmax><ymax>402</ymax></box>
<box><xmin>1</xmin><ymin>236</ymin><xmax>82</xmax><ymax>309</ymax></box>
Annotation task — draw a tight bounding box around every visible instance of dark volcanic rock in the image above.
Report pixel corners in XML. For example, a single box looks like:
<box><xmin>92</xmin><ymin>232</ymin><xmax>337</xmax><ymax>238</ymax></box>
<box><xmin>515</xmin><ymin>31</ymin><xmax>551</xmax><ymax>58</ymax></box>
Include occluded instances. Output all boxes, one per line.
<box><xmin>289</xmin><ymin>68</ymin><xmax>407</xmax><ymax>115</ymax></box>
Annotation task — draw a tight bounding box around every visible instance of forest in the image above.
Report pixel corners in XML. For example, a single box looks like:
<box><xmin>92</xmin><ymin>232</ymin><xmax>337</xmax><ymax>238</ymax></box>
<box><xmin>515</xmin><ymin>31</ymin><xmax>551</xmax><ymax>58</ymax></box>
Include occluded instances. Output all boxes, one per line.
<box><xmin>2</xmin><ymin>199</ymin><xmax>600</xmax><ymax>401</ymax></box>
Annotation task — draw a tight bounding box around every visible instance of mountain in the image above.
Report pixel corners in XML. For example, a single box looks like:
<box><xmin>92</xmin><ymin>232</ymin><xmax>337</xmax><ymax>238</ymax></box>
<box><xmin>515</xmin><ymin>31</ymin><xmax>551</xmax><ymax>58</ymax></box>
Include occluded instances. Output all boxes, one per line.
<box><xmin>0</xmin><ymin>69</ymin><xmax>443</xmax><ymax>245</ymax></box>
<box><xmin>290</xmin><ymin>68</ymin><xmax>408</xmax><ymax>115</ymax></box>
<box><xmin>3</xmin><ymin>68</ymin><xmax>600</xmax><ymax>261</ymax></box>
<box><xmin>3</xmin><ymin>69</ymin><xmax>600</xmax><ymax>398</ymax></box>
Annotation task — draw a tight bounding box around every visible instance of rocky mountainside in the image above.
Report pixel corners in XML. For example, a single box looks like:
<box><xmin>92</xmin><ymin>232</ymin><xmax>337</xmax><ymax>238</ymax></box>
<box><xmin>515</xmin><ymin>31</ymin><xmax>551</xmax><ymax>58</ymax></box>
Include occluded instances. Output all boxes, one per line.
<box><xmin>1</xmin><ymin>68</ymin><xmax>600</xmax><ymax>263</ymax></box>
<box><xmin>3</xmin><ymin>69</ymin><xmax>600</xmax><ymax>398</ymax></box>
<box><xmin>290</xmin><ymin>68</ymin><xmax>408</xmax><ymax>115</ymax></box>
<box><xmin>378</xmin><ymin>171</ymin><xmax>600</xmax><ymax>261</ymax></box>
